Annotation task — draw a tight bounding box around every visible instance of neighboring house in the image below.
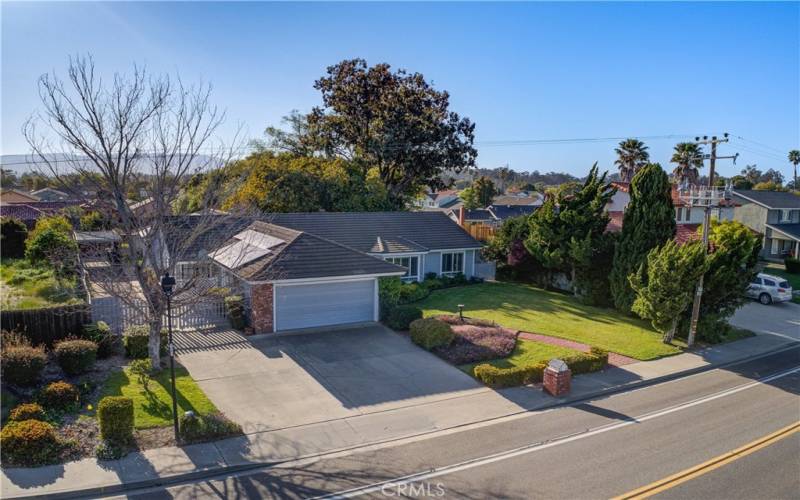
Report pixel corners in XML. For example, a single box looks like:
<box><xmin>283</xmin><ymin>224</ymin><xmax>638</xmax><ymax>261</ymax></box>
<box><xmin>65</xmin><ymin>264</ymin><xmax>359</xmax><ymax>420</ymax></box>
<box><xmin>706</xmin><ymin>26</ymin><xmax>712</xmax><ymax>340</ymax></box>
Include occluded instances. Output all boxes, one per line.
<box><xmin>162</xmin><ymin>212</ymin><xmax>485</xmax><ymax>333</ymax></box>
<box><xmin>606</xmin><ymin>182</ymin><xmax>736</xmax><ymax>245</ymax></box>
<box><xmin>0</xmin><ymin>189</ymin><xmax>39</xmax><ymax>204</ymax></box>
<box><xmin>492</xmin><ymin>194</ymin><xmax>542</xmax><ymax>207</ymax></box>
<box><xmin>446</xmin><ymin>204</ymin><xmax>538</xmax><ymax>227</ymax></box>
<box><xmin>0</xmin><ymin>200</ymin><xmax>82</xmax><ymax>227</ymax></box>
<box><xmin>732</xmin><ymin>190</ymin><xmax>800</xmax><ymax>260</ymax></box>
<box><xmin>31</xmin><ymin>187</ymin><xmax>70</xmax><ymax>201</ymax></box>
<box><xmin>417</xmin><ymin>189</ymin><xmax>460</xmax><ymax>209</ymax></box>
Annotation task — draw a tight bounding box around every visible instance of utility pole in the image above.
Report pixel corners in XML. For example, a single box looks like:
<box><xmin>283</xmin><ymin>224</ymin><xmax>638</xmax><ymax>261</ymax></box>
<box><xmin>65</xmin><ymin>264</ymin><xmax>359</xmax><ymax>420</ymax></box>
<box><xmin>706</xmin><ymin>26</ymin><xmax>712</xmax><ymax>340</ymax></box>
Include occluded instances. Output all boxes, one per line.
<box><xmin>685</xmin><ymin>133</ymin><xmax>737</xmax><ymax>348</ymax></box>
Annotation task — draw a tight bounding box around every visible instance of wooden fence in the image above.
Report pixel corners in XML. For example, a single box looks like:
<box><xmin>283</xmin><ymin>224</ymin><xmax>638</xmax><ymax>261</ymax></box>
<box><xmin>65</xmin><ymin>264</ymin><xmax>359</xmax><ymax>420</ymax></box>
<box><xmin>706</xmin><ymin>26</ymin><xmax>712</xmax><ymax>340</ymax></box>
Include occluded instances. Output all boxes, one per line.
<box><xmin>1</xmin><ymin>304</ymin><xmax>91</xmax><ymax>347</ymax></box>
<box><xmin>465</xmin><ymin>223</ymin><xmax>496</xmax><ymax>242</ymax></box>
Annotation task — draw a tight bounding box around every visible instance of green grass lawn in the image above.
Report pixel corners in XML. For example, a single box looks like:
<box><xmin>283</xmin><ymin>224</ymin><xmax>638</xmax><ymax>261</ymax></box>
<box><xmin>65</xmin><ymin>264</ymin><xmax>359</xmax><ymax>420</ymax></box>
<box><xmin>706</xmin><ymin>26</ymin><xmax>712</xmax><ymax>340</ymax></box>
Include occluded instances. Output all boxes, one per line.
<box><xmin>416</xmin><ymin>282</ymin><xmax>682</xmax><ymax>361</ymax></box>
<box><xmin>763</xmin><ymin>263</ymin><xmax>800</xmax><ymax>304</ymax></box>
<box><xmin>100</xmin><ymin>364</ymin><xmax>218</xmax><ymax>429</ymax></box>
<box><xmin>460</xmin><ymin>339</ymin><xmax>581</xmax><ymax>377</ymax></box>
<box><xmin>0</xmin><ymin>259</ymin><xmax>82</xmax><ymax>309</ymax></box>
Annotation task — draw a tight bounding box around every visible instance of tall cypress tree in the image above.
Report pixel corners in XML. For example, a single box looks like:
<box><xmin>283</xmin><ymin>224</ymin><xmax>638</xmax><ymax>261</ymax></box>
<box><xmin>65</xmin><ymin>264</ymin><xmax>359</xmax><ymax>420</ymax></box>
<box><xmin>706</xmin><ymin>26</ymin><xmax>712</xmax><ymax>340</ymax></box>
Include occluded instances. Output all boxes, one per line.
<box><xmin>610</xmin><ymin>163</ymin><xmax>676</xmax><ymax>312</ymax></box>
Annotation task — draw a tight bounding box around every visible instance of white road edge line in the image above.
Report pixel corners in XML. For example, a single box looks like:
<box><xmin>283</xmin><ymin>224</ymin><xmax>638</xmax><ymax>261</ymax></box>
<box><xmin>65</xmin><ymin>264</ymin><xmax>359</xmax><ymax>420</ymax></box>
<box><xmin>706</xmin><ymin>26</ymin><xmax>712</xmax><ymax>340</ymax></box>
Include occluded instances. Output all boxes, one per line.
<box><xmin>313</xmin><ymin>365</ymin><xmax>800</xmax><ymax>499</ymax></box>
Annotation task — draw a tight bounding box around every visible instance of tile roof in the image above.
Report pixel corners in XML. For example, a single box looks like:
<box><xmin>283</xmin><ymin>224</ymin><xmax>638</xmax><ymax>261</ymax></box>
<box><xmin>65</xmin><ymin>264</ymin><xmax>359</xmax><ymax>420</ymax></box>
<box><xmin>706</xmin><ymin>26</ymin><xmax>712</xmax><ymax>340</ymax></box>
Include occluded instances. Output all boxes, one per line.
<box><xmin>219</xmin><ymin>221</ymin><xmax>405</xmax><ymax>281</ymax></box>
<box><xmin>488</xmin><ymin>204</ymin><xmax>538</xmax><ymax>220</ymax></box>
<box><xmin>733</xmin><ymin>190</ymin><xmax>800</xmax><ymax>209</ymax></box>
<box><xmin>461</xmin><ymin>209</ymin><xmax>495</xmax><ymax>221</ymax></box>
<box><xmin>0</xmin><ymin>204</ymin><xmax>44</xmax><ymax>222</ymax></box>
<box><xmin>611</xmin><ymin>182</ymin><xmax>631</xmax><ymax>193</ymax></box>
<box><xmin>492</xmin><ymin>195</ymin><xmax>542</xmax><ymax>206</ymax></box>
<box><xmin>606</xmin><ymin>211</ymin><xmax>624</xmax><ymax>233</ymax></box>
<box><xmin>675</xmin><ymin>224</ymin><xmax>702</xmax><ymax>245</ymax></box>
<box><xmin>270</xmin><ymin>212</ymin><xmax>481</xmax><ymax>252</ymax></box>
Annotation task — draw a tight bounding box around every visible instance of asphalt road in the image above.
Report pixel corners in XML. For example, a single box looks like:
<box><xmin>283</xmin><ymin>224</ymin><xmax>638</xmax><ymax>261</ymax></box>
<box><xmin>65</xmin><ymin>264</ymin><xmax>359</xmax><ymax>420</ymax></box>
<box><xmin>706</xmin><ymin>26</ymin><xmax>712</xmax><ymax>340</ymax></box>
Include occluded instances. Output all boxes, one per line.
<box><xmin>121</xmin><ymin>346</ymin><xmax>800</xmax><ymax>500</ymax></box>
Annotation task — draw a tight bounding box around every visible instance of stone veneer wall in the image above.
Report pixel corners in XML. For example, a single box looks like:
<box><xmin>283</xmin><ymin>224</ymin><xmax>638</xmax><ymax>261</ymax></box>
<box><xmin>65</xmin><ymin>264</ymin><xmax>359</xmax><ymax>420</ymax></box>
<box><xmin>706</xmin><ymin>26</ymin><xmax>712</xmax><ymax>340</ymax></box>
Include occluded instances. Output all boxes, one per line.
<box><xmin>250</xmin><ymin>283</ymin><xmax>274</xmax><ymax>333</ymax></box>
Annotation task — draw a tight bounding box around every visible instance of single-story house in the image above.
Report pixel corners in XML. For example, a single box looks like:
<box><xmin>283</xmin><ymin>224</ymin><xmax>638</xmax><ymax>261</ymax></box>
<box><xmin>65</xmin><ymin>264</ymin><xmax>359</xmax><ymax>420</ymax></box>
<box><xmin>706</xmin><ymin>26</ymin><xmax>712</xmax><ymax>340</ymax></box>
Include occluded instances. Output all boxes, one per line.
<box><xmin>161</xmin><ymin>212</ymin><xmax>485</xmax><ymax>333</ymax></box>
<box><xmin>31</xmin><ymin>187</ymin><xmax>70</xmax><ymax>201</ymax></box>
<box><xmin>446</xmin><ymin>204</ymin><xmax>538</xmax><ymax>227</ymax></box>
<box><xmin>732</xmin><ymin>189</ymin><xmax>800</xmax><ymax>260</ymax></box>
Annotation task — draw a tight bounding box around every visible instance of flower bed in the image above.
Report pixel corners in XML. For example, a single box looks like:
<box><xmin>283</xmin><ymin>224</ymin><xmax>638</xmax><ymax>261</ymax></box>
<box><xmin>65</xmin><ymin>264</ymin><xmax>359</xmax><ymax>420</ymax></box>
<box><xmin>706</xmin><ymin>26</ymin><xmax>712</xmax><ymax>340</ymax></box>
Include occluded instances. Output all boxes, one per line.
<box><xmin>430</xmin><ymin>316</ymin><xmax>517</xmax><ymax>365</ymax></box>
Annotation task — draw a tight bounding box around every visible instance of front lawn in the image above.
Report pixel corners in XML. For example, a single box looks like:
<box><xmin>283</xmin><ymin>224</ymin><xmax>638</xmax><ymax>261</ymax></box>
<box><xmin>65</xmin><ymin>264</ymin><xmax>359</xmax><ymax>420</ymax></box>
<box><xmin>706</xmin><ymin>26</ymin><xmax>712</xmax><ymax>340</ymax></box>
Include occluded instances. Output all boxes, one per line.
<box><xmin>416</xmin><ymin>282</ymin><xmax>681</xmax><ymax>360</ymax></box>
<box><xmin>460</xmin><ymin>339</ymin><xmax>581</xmax><ymax>377</ymax></box>
<box><xmin>100</xmin><ymin>364</ymin><xmax>218</xmax><ymax>429</ymax></box>
<box><xmin>0</xmin><ymin>259</ymin><xmax>83</xmax><ymax>309</ymax></box>
<box><xmin>763</xmin><ymin>263</ymin><xmax>800</xmax><ymax>304</ymax></box>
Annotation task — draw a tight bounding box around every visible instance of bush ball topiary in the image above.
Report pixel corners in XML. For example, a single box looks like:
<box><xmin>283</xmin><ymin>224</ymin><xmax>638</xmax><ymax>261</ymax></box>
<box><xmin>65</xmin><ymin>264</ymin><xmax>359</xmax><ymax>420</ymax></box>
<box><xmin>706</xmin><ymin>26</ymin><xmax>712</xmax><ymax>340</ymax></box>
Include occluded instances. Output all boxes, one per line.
<box><xmin>409</xmin><ymin>318</ymin><xmax>454</xmax><ymax>350</ymax></box>
<box><xmin>123</xmin><ymin>325</ymin><xmax>166</xmax><ymax>359</ymax></box>
<box><xmin>83</xmin><ymin>321</ymin><xmax>120</xmax><ymax>358</ymax></box>
<box><xmin>39</xmin><ymin>381</ymin><xmax>80</xmax><ymax>411</ymax></box>
<box><xmin>54</xmin><ymin>339</ymin><xmax>98</xmax><ymax>375</ymax></box>
<box><xmin>98</xmin><ymin>396</ymin><xmax>134</xmax><ymax>444</ymax></box>
<box><xmin>385</xmin><ymin>305</ymin><xmax>423</xmax><ymax>330</ymax></box>
<box><xmin>1</xmin><ymin>345</ymin><xmax>47</xmax><ymax>387</ymax></box>
<box><xmin>0</xmin><ymin>419</ymin><xmax>62</xmax><ymax>466</ymax></box>
<box><xmin>9</xmin><ymin>402</ymin><xmax>46</xmax><ymax>422</ymax></box>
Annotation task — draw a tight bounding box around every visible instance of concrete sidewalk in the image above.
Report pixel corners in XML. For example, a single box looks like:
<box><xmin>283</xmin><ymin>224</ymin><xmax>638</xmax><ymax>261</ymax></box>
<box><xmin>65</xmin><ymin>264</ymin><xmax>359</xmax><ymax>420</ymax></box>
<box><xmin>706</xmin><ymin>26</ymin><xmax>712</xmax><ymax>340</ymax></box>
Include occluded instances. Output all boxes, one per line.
<box><xmin>2</xmin><ymin>333</ymin><xmax>797</xmax><ymax>499</ymax></box>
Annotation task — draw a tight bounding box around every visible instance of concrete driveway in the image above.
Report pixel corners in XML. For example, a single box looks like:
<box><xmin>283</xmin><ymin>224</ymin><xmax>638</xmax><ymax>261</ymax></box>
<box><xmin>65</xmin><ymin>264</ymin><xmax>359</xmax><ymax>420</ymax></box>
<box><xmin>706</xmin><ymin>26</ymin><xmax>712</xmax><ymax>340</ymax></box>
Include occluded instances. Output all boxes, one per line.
<box><xmin>730</xmin><ymin>300</ymin><xmax>800</xmax><ymax>342</ymax></box>
<box><xmin>176</xmin><ymin>324</ymin><xmax>486</xmax><ymax>434</ymax></box>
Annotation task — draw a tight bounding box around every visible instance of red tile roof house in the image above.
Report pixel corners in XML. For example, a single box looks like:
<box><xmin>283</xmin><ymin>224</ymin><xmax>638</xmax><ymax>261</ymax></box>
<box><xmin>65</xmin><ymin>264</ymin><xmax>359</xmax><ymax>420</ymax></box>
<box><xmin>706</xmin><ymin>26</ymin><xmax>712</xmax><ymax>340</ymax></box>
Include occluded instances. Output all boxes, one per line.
<box><xmin>605</xmin><ymin>182</ymin><xmax>738</xmax><ymax>244</ymax></box>
<box><xmin>158</xmin><ymin>212</ymin><xmax>485</xmax><ymax>333</ymax></box>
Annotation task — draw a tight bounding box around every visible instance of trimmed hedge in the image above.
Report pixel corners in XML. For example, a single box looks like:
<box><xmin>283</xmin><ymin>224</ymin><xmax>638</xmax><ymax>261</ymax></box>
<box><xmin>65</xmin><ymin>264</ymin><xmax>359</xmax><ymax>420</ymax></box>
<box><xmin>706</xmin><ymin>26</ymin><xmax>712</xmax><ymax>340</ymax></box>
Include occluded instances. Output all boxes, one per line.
<box><xmin>474</xmin><ymin>347</ymin><xmax>609</xmax><ymax>388</ymax></box>
<box><xmin>8</xmin><ymin>403</ymin><xmax>46</xmax><ymax>422</ymax></box>
<box><xmin>179</xmin><ymin>412</ymin><xmax>242</xmax><ymax>444</ymax></box>
<box><xmin>224</xmin><ymin>295</ymin><xmax>247</xmax><ymax>330</ymax></box>
<box><xmin>785</xmin><ymin>257</ymin><xmax>800</xmax><ymax>274</ymax></box>
<box><xmin>123</xmin><ymin>325</ymin><xmax>167</xmax><ymax>359</ymax></box>
<box><xmin>39</xmin><ymin>381</ymin><xmax>80</xmax><ymax>411</ymax></box>
<box><xmin>98</xmin><ymin>396</ymin><xmax>134</xmax><ymax>444</ymax></box>
<box><xmin>0</xmin><ymin>419</ymin><xmax>62</xmax><ymax>466</ymax></box>
<box><xmin>1</xmin><ymin>345</ymin><xmax>47</xmax><ymax>387</ymax></box>
<box><xmin>83</xmin><ymin>321</ymin><xmax>120</xmax><ymax>358</ymax></box>
<box><xmin>385</xmin><ymin>305</ymin><xmax>423</xmax><ymax>330</ymax></box>
<box><xmin>409</xmin><ymin>318</ymin><xmax>454</xmax><ymax>350</ymax></box>
<box><xmin>54</xmin><ymin>339</ymin><xmax>98</xmax><ymax>375</ymax></box>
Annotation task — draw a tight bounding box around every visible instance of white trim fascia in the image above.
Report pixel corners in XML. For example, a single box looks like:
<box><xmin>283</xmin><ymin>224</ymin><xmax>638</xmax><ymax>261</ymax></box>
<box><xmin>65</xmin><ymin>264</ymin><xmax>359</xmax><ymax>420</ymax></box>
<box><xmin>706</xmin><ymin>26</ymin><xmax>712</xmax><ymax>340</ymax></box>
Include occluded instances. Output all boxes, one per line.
<box><xmin>766</xmin><ymin>224</ymin><xmax>800</xmax><ymax>242</ymax></box>
<box><xmin>373</xmin><ymin>279</ymin><xmax>379</xmax><ymax>321</ymax></box>
<box><xmin>367</xmin><ymin>251</ymin><xmax>426</xmax><ymax>258</ymax></box>
<box><xmin>263</xmin><ymin>272</ymin><xmax>403</xmax><ymax>286</ymax></box>
<box><xmin>272</xmin><ymin>284</ymin><xmax>277</xmax><ymax>333</ymax></box>
<box><xmin>427</xmin><ymin>247</ymin><xmax>482</xmax><ymax>252</ymax></box>
<box><xmin>472</xmin><ymin>249</ymin><xmax>476</xmax><ymax>277</ymax></box>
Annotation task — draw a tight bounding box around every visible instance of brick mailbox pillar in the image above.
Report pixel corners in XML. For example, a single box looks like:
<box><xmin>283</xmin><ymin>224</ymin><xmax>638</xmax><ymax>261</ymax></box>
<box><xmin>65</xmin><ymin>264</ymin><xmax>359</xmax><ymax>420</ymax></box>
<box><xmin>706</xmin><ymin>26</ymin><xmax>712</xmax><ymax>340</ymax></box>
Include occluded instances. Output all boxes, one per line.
<box><xmin>543</xmin><ymin>359</ymin><xmax>571</xmax><ymax>396</ymax></box>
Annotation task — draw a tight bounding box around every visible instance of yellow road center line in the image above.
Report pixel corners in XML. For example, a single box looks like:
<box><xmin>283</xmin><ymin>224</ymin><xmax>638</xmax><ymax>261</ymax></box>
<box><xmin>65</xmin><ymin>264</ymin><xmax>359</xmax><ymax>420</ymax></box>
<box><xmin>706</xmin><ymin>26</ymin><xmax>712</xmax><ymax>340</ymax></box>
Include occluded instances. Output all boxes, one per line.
<box><xmin>614</xmin><ymin>421</ymin><xmax>800</xmax><ymax>500</ymax></box>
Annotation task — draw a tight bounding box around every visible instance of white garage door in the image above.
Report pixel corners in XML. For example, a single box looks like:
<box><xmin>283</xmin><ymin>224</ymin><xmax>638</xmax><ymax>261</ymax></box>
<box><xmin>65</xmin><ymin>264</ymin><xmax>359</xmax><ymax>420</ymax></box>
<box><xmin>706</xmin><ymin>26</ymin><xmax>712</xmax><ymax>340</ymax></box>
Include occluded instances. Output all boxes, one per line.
<box><xmin>275</xmin><ymin>279</ymin><xmax>376</xmax><ymax>331</ymax></box>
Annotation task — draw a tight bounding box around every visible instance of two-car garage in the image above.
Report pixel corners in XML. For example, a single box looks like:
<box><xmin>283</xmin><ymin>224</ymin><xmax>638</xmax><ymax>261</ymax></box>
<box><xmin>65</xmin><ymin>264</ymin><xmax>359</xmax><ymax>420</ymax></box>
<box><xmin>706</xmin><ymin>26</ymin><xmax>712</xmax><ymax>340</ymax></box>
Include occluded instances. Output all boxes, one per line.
<box><xmin>273</xmin><ymin>278</ymin><xmax>378</xmax><ymax>332</ymax></box>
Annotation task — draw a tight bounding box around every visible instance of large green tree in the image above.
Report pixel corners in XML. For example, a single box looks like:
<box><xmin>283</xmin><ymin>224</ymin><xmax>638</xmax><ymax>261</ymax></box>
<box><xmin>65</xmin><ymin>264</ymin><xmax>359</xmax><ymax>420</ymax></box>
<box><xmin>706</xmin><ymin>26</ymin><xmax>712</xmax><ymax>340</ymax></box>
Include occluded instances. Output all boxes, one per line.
<box><xmin>678</xmin><ymin>220</ymin><xmax>761</xmax><ymax>342</ymax></box>
<box><xmin>524</xmin><ymin>165</ymin><xmax>615</xmax><ymax>298</ymax></box>
<box><xmin>288</xmin><ymin>59</ymin><xmax>477</xmax><ymax>207</ymax></box>
<box><xmin>461</xmin><ymin>176</ymin><xmax>497</xmax><ymax>209</ymax></box>
<box><xmin>630</xmin><ymin>240</ymin><xmax>709</xmax><ymax>343</ymax></box>
<box><xmin>671</xmin><ymin>142</ymin><xmax>704</xmax><ymax>185</ymax></box>
<box><xmin>610</xmin><ymin>163</ymin><xmax>676</xmax><ymax>312</ymax></box>
<box><xmin>789</xmin><ymin>150</ymin><xmax>799</xmax><ymax>190</ymax></box>
<box><xmin>614</xmin><ymin>138</ymin><xmax>650</xmax><ymax>183</ymax></box>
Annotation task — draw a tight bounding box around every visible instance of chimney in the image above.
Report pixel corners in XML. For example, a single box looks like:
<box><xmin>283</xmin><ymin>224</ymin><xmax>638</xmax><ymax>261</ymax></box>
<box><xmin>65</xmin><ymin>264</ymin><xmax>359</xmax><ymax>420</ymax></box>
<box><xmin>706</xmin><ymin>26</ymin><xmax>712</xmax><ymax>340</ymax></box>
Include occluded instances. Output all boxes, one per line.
<box><xmin>458</xmin><ymin>206</ymin><xmax>465</xmax><ymax>226</ymax></box>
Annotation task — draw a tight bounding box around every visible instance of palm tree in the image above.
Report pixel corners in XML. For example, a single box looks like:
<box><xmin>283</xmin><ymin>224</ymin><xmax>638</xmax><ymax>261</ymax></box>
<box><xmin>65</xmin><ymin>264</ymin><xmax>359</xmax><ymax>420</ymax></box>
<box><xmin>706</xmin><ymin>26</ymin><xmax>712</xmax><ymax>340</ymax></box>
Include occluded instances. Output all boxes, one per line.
<box><xmin>788</xmin><ymin>150</ymin><xmax>800</xmax><ymax>191</ymax></box>
<box><xmin>614</xmin><ymin>139</ymin><xmax>650</xmax><ymax>182</ymax></box>
<box><xmin>671</xmin><ymin>142</ymin><xmax>704</xmax><ymax>186</ymax></box>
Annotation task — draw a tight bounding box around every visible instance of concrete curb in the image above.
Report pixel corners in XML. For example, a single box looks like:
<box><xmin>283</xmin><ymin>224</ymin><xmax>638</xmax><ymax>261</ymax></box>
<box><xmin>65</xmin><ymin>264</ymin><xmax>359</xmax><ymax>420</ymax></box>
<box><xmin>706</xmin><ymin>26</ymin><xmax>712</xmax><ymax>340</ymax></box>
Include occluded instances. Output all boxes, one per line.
<box><xmin>10</xmin><ymin>341</ymin><xmax>799</xmax><ymax>500</ymax></box>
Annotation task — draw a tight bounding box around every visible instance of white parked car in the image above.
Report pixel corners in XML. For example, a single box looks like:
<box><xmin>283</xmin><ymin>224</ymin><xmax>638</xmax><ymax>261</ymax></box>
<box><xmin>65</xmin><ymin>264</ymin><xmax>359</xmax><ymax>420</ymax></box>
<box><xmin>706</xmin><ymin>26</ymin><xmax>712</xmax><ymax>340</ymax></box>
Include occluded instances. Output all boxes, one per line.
<box><xmin>746</xmin><ymin>273</ymin><xmax>793</xmax><ymax>305</ymax></box>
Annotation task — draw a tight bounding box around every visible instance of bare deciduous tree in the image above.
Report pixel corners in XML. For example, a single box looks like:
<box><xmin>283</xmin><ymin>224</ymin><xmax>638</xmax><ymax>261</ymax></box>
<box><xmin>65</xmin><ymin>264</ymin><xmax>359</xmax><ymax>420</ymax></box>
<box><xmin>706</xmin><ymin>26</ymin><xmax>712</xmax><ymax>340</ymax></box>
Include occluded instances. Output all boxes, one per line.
<box><xmin>24</xmin><ymin>55</ymin><xmax>250</xmax><ymax>368</ymax></box>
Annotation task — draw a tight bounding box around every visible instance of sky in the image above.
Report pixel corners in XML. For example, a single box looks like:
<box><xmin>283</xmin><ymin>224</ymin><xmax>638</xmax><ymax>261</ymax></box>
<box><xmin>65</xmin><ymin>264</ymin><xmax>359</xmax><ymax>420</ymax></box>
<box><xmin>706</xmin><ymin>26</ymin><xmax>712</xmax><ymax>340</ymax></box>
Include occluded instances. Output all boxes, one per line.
<box><xmin>2</xmin><ymin>1</ymin><xmax>798</xmax><ymax>180</ymax></box>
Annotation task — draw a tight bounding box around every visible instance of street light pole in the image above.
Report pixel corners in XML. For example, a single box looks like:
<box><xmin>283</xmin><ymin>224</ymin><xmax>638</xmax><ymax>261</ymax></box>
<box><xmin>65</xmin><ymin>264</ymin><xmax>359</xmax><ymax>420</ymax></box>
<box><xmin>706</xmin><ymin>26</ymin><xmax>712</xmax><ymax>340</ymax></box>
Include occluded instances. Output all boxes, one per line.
<box><xmin>161</xmin><ymin>272</ymin><xmax>179</xmax><ymax>442</ymax></box>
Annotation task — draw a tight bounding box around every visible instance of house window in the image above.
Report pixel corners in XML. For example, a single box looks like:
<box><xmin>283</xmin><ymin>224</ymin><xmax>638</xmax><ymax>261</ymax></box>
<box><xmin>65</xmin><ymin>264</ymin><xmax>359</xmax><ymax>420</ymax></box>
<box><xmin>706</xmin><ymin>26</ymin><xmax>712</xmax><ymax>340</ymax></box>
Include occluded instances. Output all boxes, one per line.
<box><xmin>177</xmin><ymin>262</ymin><xmax>214</xmax><ymax>280</ymax></box>
<box><xmin>684</xmin><ymin>208</ymin><xmax>692</xmax><ymax>221</ymax></box>
<box><xmin>386</xmin><ymin>256</ymin><xmax>419</xmax><ymax>282</ymax></box>
<box><xmin>675</xmin><ymin>208</ymin><xmax>683</xmax><ymax>221</ymax></box>
<box><xmin>780</xmin><ymin>209</ymin><xmax>792</xmax><ymax>222</ymax></box>
<box><xmin>441</xmin><ymin>252</ymin><xmax>465</xmax><ymax>275</ymax></box>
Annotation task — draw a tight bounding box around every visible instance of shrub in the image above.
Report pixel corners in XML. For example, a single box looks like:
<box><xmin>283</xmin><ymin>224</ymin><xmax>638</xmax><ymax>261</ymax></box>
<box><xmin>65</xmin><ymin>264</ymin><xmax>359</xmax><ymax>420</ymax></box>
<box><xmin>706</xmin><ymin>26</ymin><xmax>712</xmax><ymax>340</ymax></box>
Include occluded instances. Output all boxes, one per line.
<box><xmin>0</xmin><ymin>217</ymin><xmax>28</xmax><ymax>259</ymax></box>
<box><xmin>123</xmin><ymin>325</ymin><xmax>166</xmax><ymax>359</ymax></box>
<box><xmin>409</xmin><ymin>318</ymin><xmax>454</xmax><ymax>350</ymax></box>
<box><xmin>433</xmin><ymin>327</ymin><xmax>517</xmax><ymax>365</ymax></box>
<box><xmin>224</xmin><ymin>295</ymin><xmax>247</xmax><ymax>330</ymax></box>
<box><xmin>179</xmin><ymin>412</ymin><xmax>242</xmax><ymax>444</ymax></box>
<box><xmin>54</xmin><ymin>339</ymin><xmax>98</xmax><ymax>375</ymax></box>
<box><xmin>1</xmin><ymin>345</ymin><xmax>47</xmax><ymax>386</ymax></box>
<box><xmin>95</xmin><ymin>439</ymin><xmax>129</xmax><ymax>460</ymax></box>
<box><xmin>0</xmin><ymin>419</ymin><xmax>62</xmax><ymax>466</ymax></box>
<box><xmin>9</xmin><ymin>403</ymin><xmax>46</xmax><ymax>422</ymax></box>
<box><xmin>129</xmin><ymin>358</ymin><xmax>155</xmax><ymax>391</ymax></box>
<box><xmin>563</xmin><ymin>347</ymin><xmax>608</xmax><ymax>374</ymax></box>
<box><xmin>785</xmin><ymin>257</ymin><xmax>800</xmax><ymax>274</ymax></box>
<box><xmin>397</xmin><ymin>282</ymin><xmax>430</xmax><ymax>304</ymax></box>
<box><xmin>474</xmin><ymin>363</ymin><xmax>547</xmax><ymax>388</ymax></box>
<box><xmin>97</xmin><ymin>396</ymin><xmax>134</xmax><ymax>444</ymax></box>
<box><xmin>385</xmin><ymin>305</ymin><xmax>423</xmax><ymax>330</ymax></box>
<box><xmin>83</xmin><ymin>321</ymin><xmax>120</xmax><ymax>358</ymax></box>
<box><xmin>39</xmin><ymin>381</ymin><xmax>80</xmax><ymax>411</ymax></box>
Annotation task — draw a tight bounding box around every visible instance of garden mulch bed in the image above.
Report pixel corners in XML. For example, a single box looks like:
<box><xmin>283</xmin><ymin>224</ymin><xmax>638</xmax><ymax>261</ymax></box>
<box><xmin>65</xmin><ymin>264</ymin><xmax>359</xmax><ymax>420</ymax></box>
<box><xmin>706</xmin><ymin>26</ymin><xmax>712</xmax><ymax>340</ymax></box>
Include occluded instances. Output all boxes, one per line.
<box><xmin>517</xmin><ymin>331</ymin><xmax>637</xmax><ymax>367</ymax></box>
